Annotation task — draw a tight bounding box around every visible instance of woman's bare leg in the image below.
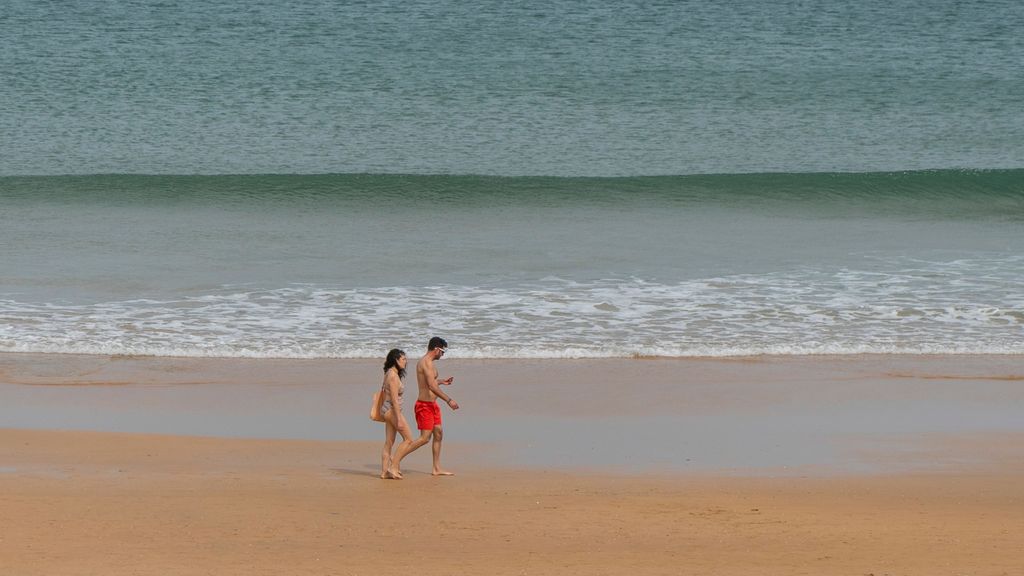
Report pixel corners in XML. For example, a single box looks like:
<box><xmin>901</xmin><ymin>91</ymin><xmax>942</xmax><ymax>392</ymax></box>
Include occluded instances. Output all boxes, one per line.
<box><xmin>381</xmin><ymin>418</ymin><xmax>397</xmax><ymax>479</ymax></box>
<box><xmin>386</xmin><ymin>414</ymin><xmax>415</xmax><ymax>479</ymax></box>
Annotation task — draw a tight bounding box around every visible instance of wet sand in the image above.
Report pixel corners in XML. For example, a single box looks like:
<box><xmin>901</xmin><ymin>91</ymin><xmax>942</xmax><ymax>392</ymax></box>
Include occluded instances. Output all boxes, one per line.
<box><xmin>2</xmin><ymin>353</ymin><xmax>1024</xmax><ymax>574</ymax></box>
<box><xmin>3</xmin><ymin>353</ymin><xmax>1023</xmax><ymax>473</ymax></box>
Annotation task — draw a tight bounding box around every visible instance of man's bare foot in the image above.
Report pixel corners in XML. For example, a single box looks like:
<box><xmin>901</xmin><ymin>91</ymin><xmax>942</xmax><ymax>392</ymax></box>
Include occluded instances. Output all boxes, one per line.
<box><xmin>432</xmin><ymin>469</ymin><xmax>455</xmax><ymax>476</ymax></box>
<box><xmin>387</xmin><ymin>467</ymin><xmax>403</xmax><ymax>479</ymax></box>
<box><xmin>380</xmin><ymin>471</ymin><xmax>389</xmax><ymax>479</ymax></box>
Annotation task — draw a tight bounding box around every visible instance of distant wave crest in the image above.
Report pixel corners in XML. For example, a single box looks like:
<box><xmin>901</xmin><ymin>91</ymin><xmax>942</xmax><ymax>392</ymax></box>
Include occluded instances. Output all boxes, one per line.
<box><xmin>2</xmin><ymin>169</ymin><xmax>1022</xmax><ymax>221</ymax></box>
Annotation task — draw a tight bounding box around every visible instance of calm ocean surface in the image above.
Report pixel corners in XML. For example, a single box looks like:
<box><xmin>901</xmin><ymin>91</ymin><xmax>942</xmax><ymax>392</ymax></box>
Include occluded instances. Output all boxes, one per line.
<box><xmin>1</xmin><ymin>1</ymin><xmax>1022</xmax><ymax>358</ymax></box>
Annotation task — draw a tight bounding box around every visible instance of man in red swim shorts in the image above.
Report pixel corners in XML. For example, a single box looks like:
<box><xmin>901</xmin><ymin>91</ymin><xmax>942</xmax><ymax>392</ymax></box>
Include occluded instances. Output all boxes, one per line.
<box><xmin>389</xmin><ymin>337</ymin><xmax>459</xmax><ymax>478</ymax></box>
<box><xmin>414</xmin><ymin>398</ymin><xmax>443</xmax><ymax>431</ymax></box>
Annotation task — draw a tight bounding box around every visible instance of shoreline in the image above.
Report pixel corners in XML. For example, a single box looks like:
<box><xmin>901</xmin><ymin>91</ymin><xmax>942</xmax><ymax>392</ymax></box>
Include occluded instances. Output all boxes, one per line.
<box><xmin>4</xmin><ymin>349</ymin><xmax>1024</xmax><ymax>360</ymax></box>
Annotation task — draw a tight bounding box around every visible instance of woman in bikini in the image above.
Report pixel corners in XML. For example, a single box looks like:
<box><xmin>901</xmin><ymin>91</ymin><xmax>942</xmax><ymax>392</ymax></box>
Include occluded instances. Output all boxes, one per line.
<box><xmin>380</xmin><ymin>348</ymin><xmax>413</xmax><ymax>479</ymax></box>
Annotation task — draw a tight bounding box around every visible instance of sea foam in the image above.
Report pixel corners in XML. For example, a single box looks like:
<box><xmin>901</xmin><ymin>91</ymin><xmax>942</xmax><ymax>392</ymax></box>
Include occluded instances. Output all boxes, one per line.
<box><xmin>3</xmin><ymin>266</ymin><xmax>1021</xmax><ymax>358</ymax></box>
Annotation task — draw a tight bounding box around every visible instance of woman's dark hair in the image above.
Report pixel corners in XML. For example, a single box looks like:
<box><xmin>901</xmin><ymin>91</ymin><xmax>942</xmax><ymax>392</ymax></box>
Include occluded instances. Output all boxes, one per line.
<box><xmin>383</xmin><ymin>348</ymin><xmax>406</xmax><ymax>379</ymax></box>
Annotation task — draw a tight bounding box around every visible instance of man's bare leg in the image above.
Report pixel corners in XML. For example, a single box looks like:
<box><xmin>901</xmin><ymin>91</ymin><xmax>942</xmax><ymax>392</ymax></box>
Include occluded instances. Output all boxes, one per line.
<box><xmin>390</xmin><ymin>429</ymin><xmax>431</xmax><ymax>479</ymax></box>
<box><xmin>431</xmin><ymin>426</ymin><xmax>454</xmax><ymax>476</ymax></box>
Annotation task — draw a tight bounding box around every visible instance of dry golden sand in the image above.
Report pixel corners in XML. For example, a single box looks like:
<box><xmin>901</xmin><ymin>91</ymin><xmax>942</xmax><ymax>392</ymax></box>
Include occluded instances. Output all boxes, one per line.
<box><xmin>2</xmin><ymin>428</ymin><xmax>1022</xmax><ymax>576</ymax></box>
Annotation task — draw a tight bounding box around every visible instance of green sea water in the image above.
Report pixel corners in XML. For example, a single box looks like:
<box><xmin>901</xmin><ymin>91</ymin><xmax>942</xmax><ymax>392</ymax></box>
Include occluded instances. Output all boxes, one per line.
<box><xmin>2</xmin><ymin>0</ymin><xmax>1022</xmax><ymax>176</ymax></box>
<box><xmin>2</xmin><ymin>1</ymin><xmax>1022</xmax><ymax>357</ymax></box>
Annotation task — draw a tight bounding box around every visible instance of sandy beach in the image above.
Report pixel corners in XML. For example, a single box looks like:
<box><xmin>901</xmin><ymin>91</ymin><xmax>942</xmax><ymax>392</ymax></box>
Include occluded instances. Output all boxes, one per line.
<box><xmin>6</xmin><ymin>1</ymin><xmax>1023</xmax><ymax>574</ymax></box>
<box><xmin>2</xmin><ymin>353</ymin><xmax>1023</xmax><ymax>575</ymax></box>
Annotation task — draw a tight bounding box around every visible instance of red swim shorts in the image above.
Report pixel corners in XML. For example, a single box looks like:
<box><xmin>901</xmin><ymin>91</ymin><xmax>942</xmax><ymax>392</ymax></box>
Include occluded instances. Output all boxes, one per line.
<box><xmin>414</xmin><ymin>400</ymin><xmax>442</xmax><ymax>430</ymax></box>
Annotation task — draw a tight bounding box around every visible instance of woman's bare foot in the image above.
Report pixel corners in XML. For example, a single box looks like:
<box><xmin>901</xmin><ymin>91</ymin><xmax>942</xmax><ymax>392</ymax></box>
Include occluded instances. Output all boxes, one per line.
<box><xmin>432</xmin><ymin>469</ymin><xmax>455</xmax><ymax>476</ymax></box>
<box><xmin>387</xmin><ymin>467</ymin><xmax>403</xmax><ymax>479</ymax></box>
